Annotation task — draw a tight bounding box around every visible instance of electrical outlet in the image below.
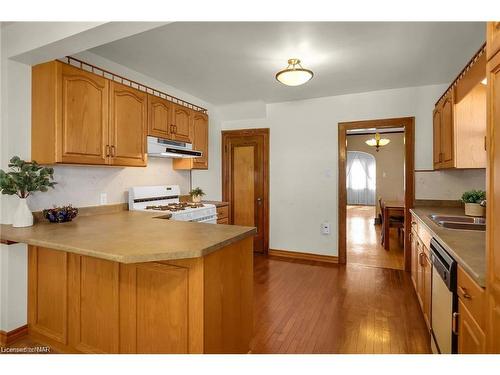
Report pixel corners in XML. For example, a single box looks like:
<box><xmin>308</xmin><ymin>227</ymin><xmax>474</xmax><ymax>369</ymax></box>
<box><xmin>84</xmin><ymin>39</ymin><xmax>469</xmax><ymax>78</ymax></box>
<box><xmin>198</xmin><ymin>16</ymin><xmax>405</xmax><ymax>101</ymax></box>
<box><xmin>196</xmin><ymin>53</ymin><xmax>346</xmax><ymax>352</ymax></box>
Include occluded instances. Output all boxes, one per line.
<box><xmin>321</xmin><ymin>222</ymin><xmax>331</xmax><ymax>235</ymax></box>
<box><xmin>100</xmin><ymin>192</ymin><xmax>107</xmax><ymax>205</ymax></box>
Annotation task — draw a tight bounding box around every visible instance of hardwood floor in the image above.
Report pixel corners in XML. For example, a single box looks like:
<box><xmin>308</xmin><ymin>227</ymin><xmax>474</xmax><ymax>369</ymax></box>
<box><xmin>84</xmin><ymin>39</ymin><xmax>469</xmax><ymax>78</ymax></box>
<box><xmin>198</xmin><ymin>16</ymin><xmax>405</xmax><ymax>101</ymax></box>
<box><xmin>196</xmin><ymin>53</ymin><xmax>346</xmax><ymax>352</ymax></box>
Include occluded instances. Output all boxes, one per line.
<box><xmin>347</xmin><ymin>205</ymin><xmax>404</xmax><ymax>270</ymax></box>
<box><xmin>252</xmin><ymin>255</ymin><xmax>431</xmax><ymax>354</ymax></box>
<box><xmin>2</xmin><ymin>254</ymin><xmax>429</xmax><ymax>355</ymax></box>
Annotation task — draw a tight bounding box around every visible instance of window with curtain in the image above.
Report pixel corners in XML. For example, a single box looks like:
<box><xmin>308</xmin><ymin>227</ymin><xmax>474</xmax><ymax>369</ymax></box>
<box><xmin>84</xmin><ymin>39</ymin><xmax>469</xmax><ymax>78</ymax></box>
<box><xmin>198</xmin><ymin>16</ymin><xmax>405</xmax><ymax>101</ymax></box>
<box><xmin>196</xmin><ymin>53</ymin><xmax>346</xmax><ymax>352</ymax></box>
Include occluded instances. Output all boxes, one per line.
<box><xmin>346</xmin><ymin>151</ymin><xmax>376</xmax><ymax>205</ymax></box>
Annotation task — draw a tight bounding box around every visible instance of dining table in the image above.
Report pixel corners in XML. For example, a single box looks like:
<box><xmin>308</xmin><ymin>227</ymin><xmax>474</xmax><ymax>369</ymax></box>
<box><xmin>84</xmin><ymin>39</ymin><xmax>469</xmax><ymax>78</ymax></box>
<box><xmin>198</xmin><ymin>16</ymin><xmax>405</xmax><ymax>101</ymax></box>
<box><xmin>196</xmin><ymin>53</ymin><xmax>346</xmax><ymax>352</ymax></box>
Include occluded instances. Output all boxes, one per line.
<box><xmin>382</xmin><ymin>200</ymin><xmax>405</xmax><ymax>250</ymax></box>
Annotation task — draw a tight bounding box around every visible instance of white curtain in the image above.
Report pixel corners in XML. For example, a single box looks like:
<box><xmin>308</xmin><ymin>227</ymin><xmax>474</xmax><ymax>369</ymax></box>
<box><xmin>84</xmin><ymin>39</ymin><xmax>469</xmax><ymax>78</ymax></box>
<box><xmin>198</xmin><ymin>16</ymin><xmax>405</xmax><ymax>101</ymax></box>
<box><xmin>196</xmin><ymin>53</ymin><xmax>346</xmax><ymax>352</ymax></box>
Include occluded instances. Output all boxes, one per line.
<box><xmin>347</xmin><ymin>151</ymin><xmax>376</xmax><ymax>205</ymax></box>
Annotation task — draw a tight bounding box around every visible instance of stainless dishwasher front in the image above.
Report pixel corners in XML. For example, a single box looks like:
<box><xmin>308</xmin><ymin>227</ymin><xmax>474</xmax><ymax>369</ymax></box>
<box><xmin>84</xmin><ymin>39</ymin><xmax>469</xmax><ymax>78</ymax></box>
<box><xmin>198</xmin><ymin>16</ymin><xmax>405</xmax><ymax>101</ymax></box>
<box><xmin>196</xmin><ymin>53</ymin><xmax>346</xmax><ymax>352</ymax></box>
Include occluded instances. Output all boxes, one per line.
<box><xmin>430</xmin><ymin>238</ymin><xmax>458</xmax><ymax>354</ymax></box>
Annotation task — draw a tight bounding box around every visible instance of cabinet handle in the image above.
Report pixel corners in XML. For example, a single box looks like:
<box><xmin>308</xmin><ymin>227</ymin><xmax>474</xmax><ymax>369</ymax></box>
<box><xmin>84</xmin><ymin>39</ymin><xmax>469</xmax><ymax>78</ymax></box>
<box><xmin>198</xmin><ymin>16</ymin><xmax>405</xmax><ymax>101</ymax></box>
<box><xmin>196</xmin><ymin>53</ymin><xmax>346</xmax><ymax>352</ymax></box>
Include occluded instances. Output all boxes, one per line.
<box><xmin>111</xmin><ymin>145</ymin><xmax>116</xmax><ymax>157</ymax></box>
<box><xmin>106</xmin><ymin>145</ymin><xmax>110</xmax><ymax>157</ymax></box>
<box><xmin>452</xmin><ymin>312</ymin><xmax>460</xmax><ymax>335</ymax></box>
<box><xmin>458</xmin><ymin>286</ymin><xmax>472</xmax><ymax>299</ymax></box>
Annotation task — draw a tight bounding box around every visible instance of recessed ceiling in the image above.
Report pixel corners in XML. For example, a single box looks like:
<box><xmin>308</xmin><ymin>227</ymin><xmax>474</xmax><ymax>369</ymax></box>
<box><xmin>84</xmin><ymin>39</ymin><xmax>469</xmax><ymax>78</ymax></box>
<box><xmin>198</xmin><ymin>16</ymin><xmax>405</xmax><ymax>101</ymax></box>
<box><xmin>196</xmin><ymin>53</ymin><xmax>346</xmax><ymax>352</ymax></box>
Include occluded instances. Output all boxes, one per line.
<box><xmin>89</xmin><ymin>22</ymin><xmax>485</xmax><ymax>106</ymax></box>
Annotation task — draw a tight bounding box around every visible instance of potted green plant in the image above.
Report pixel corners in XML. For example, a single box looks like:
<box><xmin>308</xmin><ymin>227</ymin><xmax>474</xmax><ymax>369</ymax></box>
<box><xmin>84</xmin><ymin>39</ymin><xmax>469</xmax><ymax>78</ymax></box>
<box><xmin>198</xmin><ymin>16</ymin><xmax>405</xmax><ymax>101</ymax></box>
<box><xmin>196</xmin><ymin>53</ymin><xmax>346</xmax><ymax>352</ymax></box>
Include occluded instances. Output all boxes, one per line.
<box><xmin>0</xmin><ymin>156</ymin><xmax>57</xmax><ymax>227</ymax></box>
<box><xmin>461</xmin><ymin>190</ymin><xmax>486</xmax><ymax>217</ymax></box>
<box><xmin>189</xmin><ymin>187</ymin><xmax>205</xmax><ymax>203</ymax></box>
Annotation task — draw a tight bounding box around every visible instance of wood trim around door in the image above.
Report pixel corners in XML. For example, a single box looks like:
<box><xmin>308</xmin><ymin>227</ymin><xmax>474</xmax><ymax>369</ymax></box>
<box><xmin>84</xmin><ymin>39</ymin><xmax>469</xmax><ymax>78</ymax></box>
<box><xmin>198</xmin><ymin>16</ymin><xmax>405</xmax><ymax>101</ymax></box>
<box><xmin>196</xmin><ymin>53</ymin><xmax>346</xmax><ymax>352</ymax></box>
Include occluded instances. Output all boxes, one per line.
<box><xmin>338</xmin><ymin>117</ymin><xmax>415</xmax><ymax>271</ymax></box>
<box><xmin>222</xmin><ymin>128</ymin><xmax>270</xmax><ymax>254</ymax></box>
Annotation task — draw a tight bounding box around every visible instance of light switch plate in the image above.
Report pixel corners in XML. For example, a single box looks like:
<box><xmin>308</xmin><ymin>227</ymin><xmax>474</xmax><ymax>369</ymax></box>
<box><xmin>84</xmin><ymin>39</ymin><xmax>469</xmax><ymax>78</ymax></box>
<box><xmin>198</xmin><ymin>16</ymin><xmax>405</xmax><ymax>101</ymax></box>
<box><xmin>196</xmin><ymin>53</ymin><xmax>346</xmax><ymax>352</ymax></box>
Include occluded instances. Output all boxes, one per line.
<box><xmin>321</xmin><ymin>222</ymin><xmax>331</xmax><ymax>235</ymax></box>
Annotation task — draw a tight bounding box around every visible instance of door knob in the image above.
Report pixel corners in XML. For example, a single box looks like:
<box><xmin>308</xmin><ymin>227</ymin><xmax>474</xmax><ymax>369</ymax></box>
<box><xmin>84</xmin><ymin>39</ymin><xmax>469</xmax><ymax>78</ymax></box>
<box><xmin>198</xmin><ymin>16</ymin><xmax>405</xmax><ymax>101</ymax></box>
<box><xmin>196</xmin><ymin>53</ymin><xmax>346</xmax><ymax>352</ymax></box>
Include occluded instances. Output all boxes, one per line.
<box><xmin>257</xmin><ymin>197</ymin><xmax>262</xmax><ymax>205</ymax></box>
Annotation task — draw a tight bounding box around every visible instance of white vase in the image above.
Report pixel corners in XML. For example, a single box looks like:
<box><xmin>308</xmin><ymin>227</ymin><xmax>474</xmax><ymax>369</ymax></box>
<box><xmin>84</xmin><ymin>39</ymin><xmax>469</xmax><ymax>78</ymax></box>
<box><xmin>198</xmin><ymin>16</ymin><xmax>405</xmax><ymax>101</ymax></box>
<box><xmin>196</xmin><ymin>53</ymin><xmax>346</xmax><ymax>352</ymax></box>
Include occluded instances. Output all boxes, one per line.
<box><xmin>192</xmin><ymin>195</ymin><xmax>202</xmax><ymax>203</ymax></box>
<box><xmin>12</xmin><ymin>198</ymin><xmax>33</xmax><ymax>227</ymax></box>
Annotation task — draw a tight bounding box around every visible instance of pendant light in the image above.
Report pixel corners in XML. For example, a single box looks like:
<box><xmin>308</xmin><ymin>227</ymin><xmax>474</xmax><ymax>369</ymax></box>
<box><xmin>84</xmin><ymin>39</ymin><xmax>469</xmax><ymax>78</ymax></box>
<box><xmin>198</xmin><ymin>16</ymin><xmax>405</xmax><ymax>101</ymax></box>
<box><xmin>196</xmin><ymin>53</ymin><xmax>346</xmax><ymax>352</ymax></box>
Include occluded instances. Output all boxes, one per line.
<box><xmin>365</xmin><ymin>133</ymin><xmax>390</xmax><ymax>152</ymax></box>
<box><xmin>275</xmin><ymin>58</ymin><xmax>314</xmax><ymax>86</ymax></box>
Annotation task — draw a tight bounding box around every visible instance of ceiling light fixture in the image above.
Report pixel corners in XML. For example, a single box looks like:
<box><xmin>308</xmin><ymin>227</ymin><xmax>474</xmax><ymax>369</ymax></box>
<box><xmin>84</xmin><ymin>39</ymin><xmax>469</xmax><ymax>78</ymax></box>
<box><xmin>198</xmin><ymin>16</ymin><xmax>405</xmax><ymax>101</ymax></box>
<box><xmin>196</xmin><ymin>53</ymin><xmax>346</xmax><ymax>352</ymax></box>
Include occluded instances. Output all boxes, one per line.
<box><xmin>365</xmin><ymin>133</ymin><xmax>390</xmax><ymax>152</ymax></box>
<box><xmin>481</xmin><ymin>78</ymin><xmax>487</xmax><ymax>85</ymax></box>
<box><xmin>275</xmin><ymin>58</ymin><xmax>314</xmax><ymax>86</ymax></box>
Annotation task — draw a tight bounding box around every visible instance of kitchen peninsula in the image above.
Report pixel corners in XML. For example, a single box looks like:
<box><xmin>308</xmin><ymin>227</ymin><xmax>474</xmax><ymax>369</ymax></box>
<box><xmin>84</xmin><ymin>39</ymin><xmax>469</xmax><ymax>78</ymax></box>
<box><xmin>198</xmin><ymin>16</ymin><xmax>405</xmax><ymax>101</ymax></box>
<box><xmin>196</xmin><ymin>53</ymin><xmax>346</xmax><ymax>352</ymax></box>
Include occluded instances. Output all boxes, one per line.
<box><xmin>0</xmin><ymin>210</ymin><xmax>256</xmax><ymax>354</ymax></box>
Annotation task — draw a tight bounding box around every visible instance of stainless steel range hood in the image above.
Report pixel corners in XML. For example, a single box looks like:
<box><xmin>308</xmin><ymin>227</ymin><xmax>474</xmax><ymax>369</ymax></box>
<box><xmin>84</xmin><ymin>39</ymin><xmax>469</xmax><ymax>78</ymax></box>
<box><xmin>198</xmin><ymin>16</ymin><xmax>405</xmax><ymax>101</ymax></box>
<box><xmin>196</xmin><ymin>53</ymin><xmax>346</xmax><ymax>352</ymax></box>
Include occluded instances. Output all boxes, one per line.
<box><xmin>147</xmin><ymin>136</ymin><xmax>202</xmax><ymax>159</ymax></box>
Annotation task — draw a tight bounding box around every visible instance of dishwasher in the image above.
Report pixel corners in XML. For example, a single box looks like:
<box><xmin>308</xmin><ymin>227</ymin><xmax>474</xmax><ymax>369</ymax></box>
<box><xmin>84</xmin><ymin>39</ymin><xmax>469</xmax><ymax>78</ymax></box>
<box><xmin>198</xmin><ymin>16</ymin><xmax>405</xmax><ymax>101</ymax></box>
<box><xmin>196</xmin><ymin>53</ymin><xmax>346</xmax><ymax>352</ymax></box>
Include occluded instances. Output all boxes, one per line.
<box><xmin>430</xmin><ymin>238</ymin><xmax>458</xmax><ymax>354</ymax></box>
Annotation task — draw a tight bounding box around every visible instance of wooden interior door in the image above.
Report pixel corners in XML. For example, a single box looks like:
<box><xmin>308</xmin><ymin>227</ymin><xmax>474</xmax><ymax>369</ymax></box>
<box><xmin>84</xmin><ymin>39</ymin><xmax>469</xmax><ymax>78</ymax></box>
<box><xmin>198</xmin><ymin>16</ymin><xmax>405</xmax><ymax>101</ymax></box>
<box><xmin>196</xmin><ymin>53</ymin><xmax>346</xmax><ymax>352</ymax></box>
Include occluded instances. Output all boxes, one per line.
<box><xmin>60</xmin><ymin>63</ymin><xmax>109</xmax><ymax>165</ymax></box>
<box><xmin>172</xmin><ymin>104</ymin><xmax>193</xmax><ymax>143</ymax></box>
<box><xmin>440</xmin><ymin>93</ymin><xmax>455</xmax><ymax>168</ymax></box>
<box><xmin>222</xmin><ymin>129</ymin><xmax>269</xmax><ymax>253</ymax></box>
<box><xmin>109</xmin><ymin>82</ymin><xmax>147</xmax><ymax>167</ymax></box>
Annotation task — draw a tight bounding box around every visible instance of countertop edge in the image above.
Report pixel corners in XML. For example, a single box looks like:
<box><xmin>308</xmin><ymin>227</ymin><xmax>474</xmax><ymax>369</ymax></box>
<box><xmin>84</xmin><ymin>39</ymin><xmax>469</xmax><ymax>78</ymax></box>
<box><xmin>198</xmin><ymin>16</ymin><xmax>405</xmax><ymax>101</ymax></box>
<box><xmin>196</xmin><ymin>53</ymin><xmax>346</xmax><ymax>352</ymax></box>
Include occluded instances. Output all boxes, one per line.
<box><xmin>410</xmin><ymin>208</ymin><xmax>485</xmax><ymax>287</ymax></box>
<box><xmin>0</xmin><ymin>226</ymin><xmax>257</xmax><ymax>264</ymax></box>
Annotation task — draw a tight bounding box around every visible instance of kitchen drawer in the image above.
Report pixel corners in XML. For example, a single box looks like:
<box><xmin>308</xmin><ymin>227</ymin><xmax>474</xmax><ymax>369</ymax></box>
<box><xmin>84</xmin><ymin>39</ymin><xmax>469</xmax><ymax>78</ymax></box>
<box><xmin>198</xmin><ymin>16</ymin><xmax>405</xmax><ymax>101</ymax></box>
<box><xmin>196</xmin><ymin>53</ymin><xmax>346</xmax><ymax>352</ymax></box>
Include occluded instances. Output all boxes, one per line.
<box><xmin>457</xmin><ymin>265</ymin><xmax>485</xmax><ymax>330</ymax></box>
<box><xmin>217</xmin><ymin>205</ymin><xmax>229</xmax><ymax>220</ymax></box>
<box><xmin>217</xmin><ymin>217</ymin><xmax>229</xmax><ymax>225</ymax></box>
<box><xmin>417</xmin><ymin>223</ymin><xmax>432</xmax><ymax>250</ymax></box>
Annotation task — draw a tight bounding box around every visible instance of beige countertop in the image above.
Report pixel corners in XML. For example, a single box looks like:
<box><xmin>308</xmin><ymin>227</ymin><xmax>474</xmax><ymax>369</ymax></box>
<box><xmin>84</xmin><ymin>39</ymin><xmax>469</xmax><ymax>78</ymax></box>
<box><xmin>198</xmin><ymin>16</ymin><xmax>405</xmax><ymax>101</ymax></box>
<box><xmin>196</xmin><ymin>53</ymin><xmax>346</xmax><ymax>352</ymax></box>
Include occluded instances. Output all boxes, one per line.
<box><xmin>0</xmin><ymin>210</ymin><xmax>256</xmax><ymax>264</ymax></box>
<box><xmin>410</xmin><ymin>206</ymin><xmax>486</xmax><ymax>287</ymax></box>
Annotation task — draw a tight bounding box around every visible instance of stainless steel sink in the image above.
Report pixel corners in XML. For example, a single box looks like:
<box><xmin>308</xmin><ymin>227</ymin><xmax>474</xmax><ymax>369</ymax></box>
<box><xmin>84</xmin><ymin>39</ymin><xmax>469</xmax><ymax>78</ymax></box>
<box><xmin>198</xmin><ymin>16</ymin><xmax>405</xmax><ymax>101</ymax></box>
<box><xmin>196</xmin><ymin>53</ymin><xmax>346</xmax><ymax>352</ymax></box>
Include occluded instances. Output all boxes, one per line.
<box><xmin>429</xmin><ymin>214</ymin><xmax>486</xmax><ymax>231</ymax></box>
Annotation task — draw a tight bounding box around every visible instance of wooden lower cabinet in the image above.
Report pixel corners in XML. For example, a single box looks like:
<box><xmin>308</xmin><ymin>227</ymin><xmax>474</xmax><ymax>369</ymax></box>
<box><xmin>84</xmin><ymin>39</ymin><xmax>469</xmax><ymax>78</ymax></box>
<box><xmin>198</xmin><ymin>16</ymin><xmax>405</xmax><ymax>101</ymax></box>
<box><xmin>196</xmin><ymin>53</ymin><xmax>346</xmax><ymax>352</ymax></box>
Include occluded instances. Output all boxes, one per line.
<box><xmin>458</xmin><ymin>300</ymin><xmax>486</xmax><ymax>354</ymax></box>
<box><xmin>217</xmin><ymin>204</ymin><xmax>230</xmax><ymax>224</ymax></box>
<box><xmin>27</xmin><ymin>239</ymin><xmax>252</xmax><ymax>353</ymax></box>
<box><xmin>410</xmin><ymin>215</ymin><xmax>431</xmax><ymax>331</ymax></box>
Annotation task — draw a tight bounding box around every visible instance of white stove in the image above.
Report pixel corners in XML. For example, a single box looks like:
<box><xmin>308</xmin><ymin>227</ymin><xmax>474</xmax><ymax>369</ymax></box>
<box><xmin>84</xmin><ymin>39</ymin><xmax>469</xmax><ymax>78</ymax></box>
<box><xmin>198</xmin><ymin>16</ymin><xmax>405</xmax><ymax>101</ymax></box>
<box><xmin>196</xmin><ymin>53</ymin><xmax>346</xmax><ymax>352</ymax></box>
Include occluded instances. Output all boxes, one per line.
<box><xmin>128</xmin><ymin>185</ymin><xmax>217</xmax><ymax>224</ymax></box>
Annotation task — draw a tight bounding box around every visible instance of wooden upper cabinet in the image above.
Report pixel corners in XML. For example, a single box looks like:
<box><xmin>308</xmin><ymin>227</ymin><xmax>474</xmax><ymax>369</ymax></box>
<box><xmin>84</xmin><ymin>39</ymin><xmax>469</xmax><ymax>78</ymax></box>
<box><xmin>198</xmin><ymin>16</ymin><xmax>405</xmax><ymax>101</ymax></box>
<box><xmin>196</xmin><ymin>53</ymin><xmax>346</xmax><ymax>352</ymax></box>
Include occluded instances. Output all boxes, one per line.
<box><xmin>433</xmin><ymin>46</ymin><xmax>487</xmax><ymax>170</ymax></box>
<box><xmin>32</xmin><ymin>61</ymin><xmax>147</xmax><ymax>167</ymax></box>
<box><xmin>487</xmin><ymin>22</ymin><xmax>500</xmax><ymax>61</ymax></box>
<box><xmin>171</xmin><ymin>104</ymin><xmax>193</xmax><ymax>143</ymax></box>
<box><xmin>109</xmin><ymin>82</ymin><xmax>147</xmax><ymax>167</ymax></box>
<box><xmin>173</xmin><ymin>111</ymin><xmax>209</xmax><ymax>170</ymax></box>
<box><xmin>192</xmin><ymin>112</ymin><xmax>208</xmax><ymax>169</ymax></box>
<box><xmin>32</xmin><ymin>61</ymin><xmax>110</xmax><ymax>165</ymax></box>
<box><xmin>440</xmin><ymin>93</ymin><xmax>455</xmax><ymax>168</ymax></box>
<box><xmin>433</xmin><ymin>107</ymin><xmax>442</xmax><ymax>168</ymax></box>
<box><xmin>148</xmin><ymin>94</ymin><xmax>172</xmax><ymax>139</ymax></box>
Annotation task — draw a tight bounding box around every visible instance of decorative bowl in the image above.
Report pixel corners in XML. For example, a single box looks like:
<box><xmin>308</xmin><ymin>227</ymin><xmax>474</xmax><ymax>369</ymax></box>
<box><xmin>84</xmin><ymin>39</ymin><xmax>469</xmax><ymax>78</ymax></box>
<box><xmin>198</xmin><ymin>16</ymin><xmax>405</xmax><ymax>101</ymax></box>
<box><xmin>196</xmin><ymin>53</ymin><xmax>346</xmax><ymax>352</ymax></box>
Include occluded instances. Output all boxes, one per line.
<box><xmin>43</xmin><ymin>205</ymin><xmax>79</xmax><ymax>223</ymax></box>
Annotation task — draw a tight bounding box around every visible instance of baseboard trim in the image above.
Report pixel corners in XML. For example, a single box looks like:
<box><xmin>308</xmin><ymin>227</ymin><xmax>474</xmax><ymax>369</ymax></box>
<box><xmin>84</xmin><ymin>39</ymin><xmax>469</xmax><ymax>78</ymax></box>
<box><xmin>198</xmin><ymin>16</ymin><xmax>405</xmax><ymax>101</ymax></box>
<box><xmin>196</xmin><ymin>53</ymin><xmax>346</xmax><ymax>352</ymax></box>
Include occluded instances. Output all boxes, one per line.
<box><xmin>268</xmin><ymin>249</ymin><xmax>338</xmax><ymax>264</ymax></box>
<box><xmin>0</xmin><ymin>324</ymin><xmax>28</xmax><ymax>346</ymax></box>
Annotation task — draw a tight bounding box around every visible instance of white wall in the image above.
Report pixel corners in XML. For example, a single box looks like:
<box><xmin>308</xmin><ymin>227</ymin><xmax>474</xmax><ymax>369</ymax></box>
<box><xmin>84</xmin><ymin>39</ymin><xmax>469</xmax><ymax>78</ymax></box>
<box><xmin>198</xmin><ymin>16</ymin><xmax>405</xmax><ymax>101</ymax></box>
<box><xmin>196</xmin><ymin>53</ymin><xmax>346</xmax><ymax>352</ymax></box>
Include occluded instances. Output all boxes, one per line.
<box><xmin>212</xmin><ymin>85</ymin><xmax>486</xmax><ymax>256</ymax></box>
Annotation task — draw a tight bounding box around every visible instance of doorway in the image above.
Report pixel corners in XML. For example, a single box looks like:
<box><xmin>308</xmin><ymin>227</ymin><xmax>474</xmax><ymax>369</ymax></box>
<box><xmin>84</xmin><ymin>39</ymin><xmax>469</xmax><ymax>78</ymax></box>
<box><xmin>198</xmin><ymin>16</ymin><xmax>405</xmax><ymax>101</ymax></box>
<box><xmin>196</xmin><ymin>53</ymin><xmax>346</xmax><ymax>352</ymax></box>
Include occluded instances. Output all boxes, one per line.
<box><xmin>338</xmin><ymin>117</ymin><xmax>415</xmax><ymax>271</ymax></box>
<box><xmin>222</xmin><ymin>128</ymin><xmax>269</xmax><ymax>254</ymax></box>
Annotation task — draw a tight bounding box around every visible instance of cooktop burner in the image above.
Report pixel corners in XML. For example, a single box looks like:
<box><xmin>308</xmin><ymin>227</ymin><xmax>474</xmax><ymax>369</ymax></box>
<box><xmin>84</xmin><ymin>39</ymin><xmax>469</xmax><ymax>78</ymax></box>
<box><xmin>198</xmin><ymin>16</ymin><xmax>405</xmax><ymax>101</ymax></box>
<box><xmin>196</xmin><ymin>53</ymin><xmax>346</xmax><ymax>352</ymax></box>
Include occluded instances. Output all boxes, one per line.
<box><xmin>145</xmin><ymin>202</ymin><xmax>205</xmax><ymax>212</ymax></box>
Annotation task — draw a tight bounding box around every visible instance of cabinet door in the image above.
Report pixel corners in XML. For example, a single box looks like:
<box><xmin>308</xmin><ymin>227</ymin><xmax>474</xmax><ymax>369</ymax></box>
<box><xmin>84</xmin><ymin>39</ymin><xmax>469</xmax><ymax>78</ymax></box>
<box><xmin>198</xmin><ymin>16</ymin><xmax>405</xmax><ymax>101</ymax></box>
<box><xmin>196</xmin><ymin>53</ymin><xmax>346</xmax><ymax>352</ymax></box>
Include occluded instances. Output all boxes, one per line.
<box><xmin>487</xmin><ymin>22</ymin><xmax>500</xmax><ymax>61</ymax></box>
<box><xmin>60</xmin><ymin>64</ymin><xmax>109</xmax><ymax>165</ymax></box>
<box><xmin>440</xmin><ymin>93</ymin><xmax>455</xmax><ymax>168</ymax></box>
<box><xmin>416</xmin><ymin>241</ymin><xmax>424</xmax><ymax>309</ymax></box>
<box><xmin>192</xmin><ymin>112</ymin><xmax>208</xmax><ymax>169</ymax></box>
<box><xmin>148</xmin><ymin>94</ymin><xmax>172</xmax><ymax>139</ymax></box>
<box><xmin>171</xmin><ymin>104</ymin><xmax>193</xmax><ymax>143</ymax></box>
<box><xmin>433</xmin><ymin>107</ymin><xmax>442</xmax><ymax>169</ymax></box>
<box><xmin>410</xmin><ymin>230</ymin><xmax>418</xmax><ymax>290</ymax></box>
<box><xmin>422</xmin><ymin>250</ymin><xmax>432</xmax><ymax>330</ymax></box>
<box><xmin>486</xmin><ymin>48</ymin><xmax>500</xmax><ymax>353</ymax></box>
<box><xmin>109</xmin><ymin>82</ymin><xmax>147</xmax><ymax>167</ymax></box>
<box><xmin>458</xmin><ymin>300</ymin><xmax>486</xmax><ymax>353</ymax></box>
